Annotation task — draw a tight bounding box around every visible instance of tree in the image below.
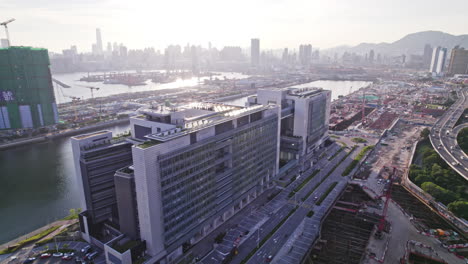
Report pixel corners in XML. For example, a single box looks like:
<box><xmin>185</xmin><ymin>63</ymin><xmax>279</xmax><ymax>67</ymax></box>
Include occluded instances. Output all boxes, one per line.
<box><xmin>448</xmin><ymin>201</ymin><xmax>468</xmax><ymax>219</ymax></box>
<box><xmin>414</xmin><ymin>174</ymin><xmax>433</xmax><ymax>185</ymax></box>
<box><xmin>420</xmin><ymin>128</ymin><xmax>430</xmax><ymax>139</ymax></box>
<box><xmin>421</xmin><ymin>182</ymin><xmax>458</xmax><ymax>205</ymax></box>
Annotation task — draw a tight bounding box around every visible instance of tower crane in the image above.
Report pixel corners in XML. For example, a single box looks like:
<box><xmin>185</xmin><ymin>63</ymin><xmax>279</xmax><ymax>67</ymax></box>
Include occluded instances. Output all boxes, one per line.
<box><xmin>77</xmin><ymin>85</ymin><xmax>100</xmax><ymax>100</ymax></box>
<box><xmin>77</xmin><ymin>85</ymin><xmax>101</xmax><ymax>120</ymax></box>
<box><xmin>0</xmin><ymin>18</ymin><xmax>15</xmax><ymax>47</ymax></box>
<box><xmin>52</xmin><ymin>79</ymin><xmax>81</xmax><ymax>122</ymax></box>
<box><xmin>375</xmin><ymin>166</ymin><xmax>397</xmax><ymax>239</ymax></box>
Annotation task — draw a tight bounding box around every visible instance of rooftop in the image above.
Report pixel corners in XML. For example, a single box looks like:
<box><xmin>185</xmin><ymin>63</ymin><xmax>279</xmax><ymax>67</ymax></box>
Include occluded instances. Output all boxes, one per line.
<box><xmin>137</xmin><ymin>103</ymin><xmax>273</xmax><ymax>144</ymax></box>
<box><xmin>73</xmin><ymin>130</ymin><xmax>110</xmax><ymax>140</ymax></box>
<box><xmin>287</xmin><ymin>87</ymin><xmax>324</xmax><ymax>98</ymax></box>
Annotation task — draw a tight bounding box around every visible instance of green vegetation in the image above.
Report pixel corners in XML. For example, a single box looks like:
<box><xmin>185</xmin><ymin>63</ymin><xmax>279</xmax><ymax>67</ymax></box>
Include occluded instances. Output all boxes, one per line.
<box><xmin>288</xmin><ymin>170</ymin><xmax>320</xmax><ymax>198</ymax></box>
<box><xmin>302</xmin><ymin>146</ymin><xmax>357</xmax><ymax>201</ymax></box>
<box><xmin>330</xmin><ymin>135</ymin><xmax>340</xmax><ymax>139</ymax></box>
<box><xmin>448</xmin><ymin>201</ymin><xmax>468</xmax><ymax>219</ymax></box>
<box><xmin>316</xmin><ymin>182</ymin><xmax>338</xmax><ymax>205</ymax></box>
<box><xmin>138</xmin><ymin>140</ymin><xmax>162</xmax><ymax>149</ymax></box>
<box><xmin>35</xmin><ymin>226</ymin><xmax>72</xmax><ymax>246</ymax></box>
<box><xmin>240</xmin><ymin>207</ymin><xmax>298</xmax><ymax>264</ymax></box>
<box><xmin>457</xmin><ymin>127</ymin><xmax>468</xmax><ymax>154</ymax></box>
<box><xmin>306</xmin><ymin>210</ymin><xmax>315</xmax><ymax>218</ymax></box>
<box><xmin>63</xmin><ymin>208</ymin><xmax>81</xmax><ymax>220</ymax></box>
<box><xmin>351</xmin><ymin>137</ymin><xmax>367</xmax><ymax>143</ymax></box>
<box><xmin>0</xmin><ymin>226</ymin><xmax>60</xmax><ymax>255</ymax></box>
<box><xmin>341</xmin><ymin>145</ymin><xmax>374</xmax><ymax>176</ymax></box>
<box><xmin>409</xmin><ymin>130</ymin><xmax>468</xmax><ymax>219</ymax></box>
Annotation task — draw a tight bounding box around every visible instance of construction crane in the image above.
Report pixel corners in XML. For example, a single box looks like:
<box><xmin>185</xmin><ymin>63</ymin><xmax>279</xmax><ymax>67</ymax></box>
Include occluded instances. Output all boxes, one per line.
<box><xmin>52</xmin><ymin>79</ymin><xmax>81</xmax><ymax>122</ymax></box>
<box><xmin>77</xmin><ymin>85</ymin><xmax>101</xmax><ymax>119</ymax></box>
<box><xmin>375</xmin><ymin>166</ymin><xmax>397</xmax><ymax>239</ymax></box>
<box><xmin>0</xmin><ymin>18</ymin><xmax>15</xmax><ymax>46</ymax></box>
<box><xmin>77</xmin><ymin>85</ymin><xmax>100</xmax><ymax>100</ymax></box>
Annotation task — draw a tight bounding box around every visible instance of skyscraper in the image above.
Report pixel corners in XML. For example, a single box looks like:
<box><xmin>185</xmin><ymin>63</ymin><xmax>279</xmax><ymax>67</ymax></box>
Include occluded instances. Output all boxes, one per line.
<box><xmin>95</xmin><ymin>28</ymin><xmax>103</xmax><ymax>54</ymax></box>
<box><xmin>430</xmin><ymin>46</ymin><xmax>447</xmax><ymax>75</ymax></box>
<box><xmin>0</xmin><ymin>46</ymin><xmax>58</xmax><ymax>129</ymax></box>
<box><xmin>423</xmin><ymin>44</ymin><xmax>433</xmax><ymax>69</ymax></box>
<box><xmin>251</xmin><ymin>38</ymin><xmax>260</xmax><ymax>67</ymax></box>
<box><xmin>299</xmin><ymin>44</ymin><xmax>312</xmax><ymax>66</ymax></box>
<box><xmin>447</xmin><ymin>46</ymin><xmax>468</xmax><ymax>76</ymax></box>
<box><xmin>369</xmin><ymin>49</ymin><xmax>375</xmax><ymax>63</ymax></box>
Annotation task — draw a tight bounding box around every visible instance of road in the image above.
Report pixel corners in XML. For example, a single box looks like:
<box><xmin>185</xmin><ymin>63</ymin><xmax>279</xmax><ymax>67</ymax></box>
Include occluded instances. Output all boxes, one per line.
<box><xmin>200</xmin><ymin>142</ymin><xmax>358</xmax><ymax>264</ymax></box>
<box><xmin>429</xmin><ymin>88</ymin><xmax>468</xmax><ymax>180</ymax></box>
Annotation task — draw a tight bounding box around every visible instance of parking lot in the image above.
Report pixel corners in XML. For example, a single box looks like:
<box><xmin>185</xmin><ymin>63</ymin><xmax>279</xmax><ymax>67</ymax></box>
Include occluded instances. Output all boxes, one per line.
<box><xmin>3</xmin><ymin>241</ymin><xmax>105</xmax><ymax>264</ymax></box>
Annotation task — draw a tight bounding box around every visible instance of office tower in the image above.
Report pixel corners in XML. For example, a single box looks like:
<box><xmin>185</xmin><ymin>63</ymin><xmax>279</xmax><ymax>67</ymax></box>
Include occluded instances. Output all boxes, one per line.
<box><xmin>251</xmin><ymin>38</ymin><xmax>260</xmax><ymax>67</ymax></box>
<box><xmin>130</xmin><ymin>103</ymin><xmax>279</xmax><ymax>261</ymax></box>
<box><xmin>369</xmin><ymin>49</ymin><xmax>375</xmax><ymax>63</ymax></box>
<box><xmin>107</xmin><ymin>42</ymin><xmax>112</xmax><ymax>54</ymax></box>
<box><xmin>430</xmin><ymin>46</ymin><xmax>447</xmax><ymax>75</ymax></box>
<box><xmin>423</xmin><ymin>44</ymin><xmax>433</xmax><ymax>68</ymax></box>
<box><xmin>71</xmin><ymin>131</ymin><xmax>134</xmax><ymax>242</ymax></box>
<box><xmin>0</xmin><ymin>46</ymin><xmax>58</xmax><ymax>129</ymax></box>
<box><xmin>219</xmin><ymin>46</ymin><xmax>243</xmax><ymax>61</ymax></box>
<box><xmin>1</xmin><ymin>39</ymin><xmax>9</xmax><ymax>48</ymax></box>
<box><xmin>96</xmin><ymin>28</ymin><xmax>103</xmax><ymax>54</ymax></box>
<box><xmin>251</xmin><ymin>87</ymin><xmax>331</xmax><ymax>169</ymax></box>
<box><xmin>299</xmin><ymin>44</ymin><xmax>312</xmax><ymax>66</ymax></box>
<box><xmin>447</xmin><ymin>46</ymin><xmax>468</xmax><ymax>76</ymax></box>
<box><xmin>282</xmin><ymin>48</ymin><xmax>289</xmax><ymax>63</ymax></box>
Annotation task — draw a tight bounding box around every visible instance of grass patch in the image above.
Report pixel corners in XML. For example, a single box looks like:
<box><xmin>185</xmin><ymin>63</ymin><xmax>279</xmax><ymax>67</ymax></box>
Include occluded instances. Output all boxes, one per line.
<box><xmin>351</xmin><ymin>137</ymin><xmax>367</xmax><ymax>143</ymax></box>
<box><xmin>0</xmin><ymin>226</ymin><xmax>60</xmax><ymax>255</ymax></box>
<box><xmin>330</xmin><ymin>135</ymin><xmax>340</xmax><ymax>139</ymax></box>
<box><xmin>138</xmin><ymin>140</ymin><xmax>162</xmax><ymax>149</ymax></box>
<box><xmin>306</xmin><ymin>210</ymin><xmax>315</xmax><ymax>218</ymax></box>
<box><xmin>62</xmin><ymin>208</ymin><xmax>81</xmax><ymax>220</ymax></box>
<box><xmin>302</xmin><ymin>146</ymin><xmax>357</xmax><ymax>201</ymax></box>
<box><xmin>240</xmin><ymin>207</ymin><xmax>298</xmax><ymax>264</ymax></box>
<box><xmin>315</xmin><ymin>182</ymin><xmax>338</xmax><ymax>205</ymax></box>
<box><xmin>288</xmin><ymin>170</ymin><xmax>320</xmax><ymax>198</ymax></box>
<box><xmin>342</xmin><ymin>145</ymin><xmax>374</xmax><ymax>176</ymax></box>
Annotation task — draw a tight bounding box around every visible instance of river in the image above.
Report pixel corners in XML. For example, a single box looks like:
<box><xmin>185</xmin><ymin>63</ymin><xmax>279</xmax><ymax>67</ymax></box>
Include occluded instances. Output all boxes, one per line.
<box><xmin>0</xmin><ymin>123</ymin><xmax>130</xmax><ymax>245</ymax></box>
<box><xmin>0</xmin><ymin>80</ymin><xmax>370</xmax><ymax>244</ymax></box>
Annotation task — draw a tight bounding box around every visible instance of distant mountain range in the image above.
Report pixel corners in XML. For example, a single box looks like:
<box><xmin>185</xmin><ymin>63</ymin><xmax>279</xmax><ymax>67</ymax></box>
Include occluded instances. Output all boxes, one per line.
<box><xmin>326</xmin><ymin>31</ymin><xmax>468</xmax><ymax>56</ymax></box>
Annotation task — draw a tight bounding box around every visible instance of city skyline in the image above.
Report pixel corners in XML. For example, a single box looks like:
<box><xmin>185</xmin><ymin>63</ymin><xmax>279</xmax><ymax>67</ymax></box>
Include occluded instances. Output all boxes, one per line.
<box><xmin>2</xmin><ymin>0</ymin><xmax>468</xmax><ymax>52</ymax></box>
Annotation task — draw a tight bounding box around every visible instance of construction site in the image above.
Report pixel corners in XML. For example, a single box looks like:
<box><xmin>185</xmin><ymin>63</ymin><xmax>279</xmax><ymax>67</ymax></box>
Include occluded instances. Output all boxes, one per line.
<box><xmin>304</xmin><ymin>184</ymin><xmax>384</xmax><ymax>264</ymax></box>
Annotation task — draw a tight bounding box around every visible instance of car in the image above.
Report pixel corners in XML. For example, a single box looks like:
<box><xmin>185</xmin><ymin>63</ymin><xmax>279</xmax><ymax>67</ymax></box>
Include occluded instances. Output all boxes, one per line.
<box><xmin>451</xmin><ymin>162</ymin><xmax>459</xmax><ymax>166</ymax></box>
<box><xmin>266</xmin><ymin>255</ymin><xmax>273</xmax><ymax>262</ymax></box>
<box><xmin>23</xmin><ymin>257</ymin><xmax>36</xmax><ymax>264</ymax></box>
<box><xmin>81</xmin><ymin>245</ymin><xmax>92</xmax><ymax>254</ymax></box>
<box><xmin>74</xmin><ymin>257</ymin><xmax>83</xmax><ymax>263</ymax></box>
<box><xmin>40</xmin><ymin>253</ymin><xmax>51</xmax><ymax>259</ymax></box>
<box><xmin>53</xmin><ymin>252</ymin><xmax>64</xmax><ymax>257</ymax></box>
<box><xmin>461</xmin><ymin>156</ymin><xmax>465</xmax><ymax>160</ymax></box>
<box><xmin>62</xmin><ymin>255</ymin><xmax>73</xmax><ymax>261</ymax></box>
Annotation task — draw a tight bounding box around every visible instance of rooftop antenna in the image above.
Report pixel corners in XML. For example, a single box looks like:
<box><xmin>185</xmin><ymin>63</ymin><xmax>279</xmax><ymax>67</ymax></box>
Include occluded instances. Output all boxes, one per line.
<box><xmin>0</xmin><ymin>18</ymin><xmax>15</xmax><ymax>47</ymax></box>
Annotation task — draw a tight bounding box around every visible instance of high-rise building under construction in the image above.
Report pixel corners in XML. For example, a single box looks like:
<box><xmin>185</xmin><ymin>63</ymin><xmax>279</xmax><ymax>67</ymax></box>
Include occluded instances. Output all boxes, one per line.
<box><xmin>0</xmin><ymin>46</ymin><xmax>58</xmax><ymax>129</ymax></box>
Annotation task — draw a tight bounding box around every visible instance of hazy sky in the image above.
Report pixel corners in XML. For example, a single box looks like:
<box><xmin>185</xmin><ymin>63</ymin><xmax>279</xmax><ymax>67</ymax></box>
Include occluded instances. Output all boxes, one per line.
<box><xmin>1</xmin><ymin>0</ymin><xmax>467</xmax><ymax>52</ymax></box>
